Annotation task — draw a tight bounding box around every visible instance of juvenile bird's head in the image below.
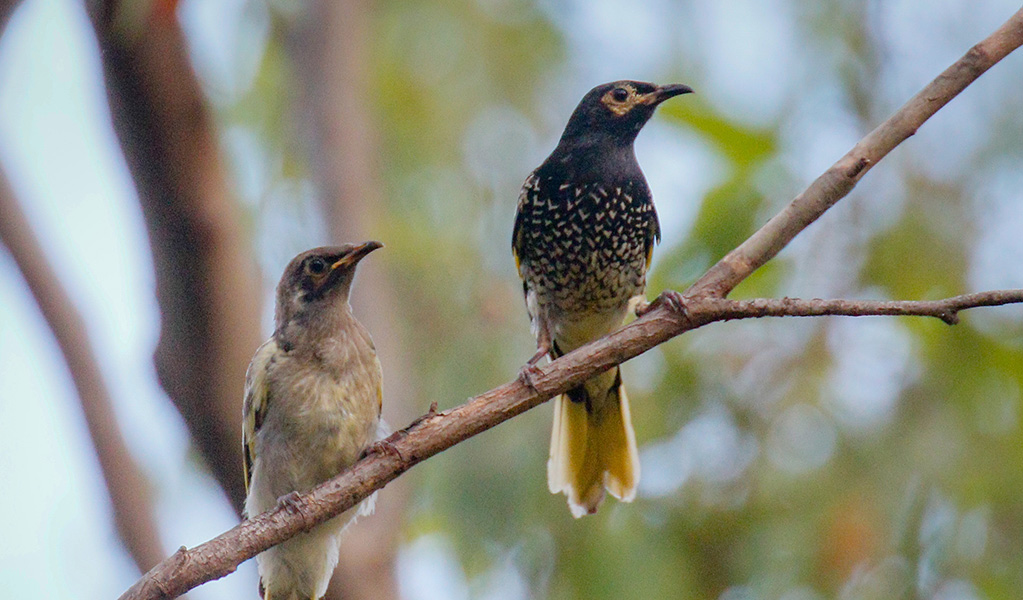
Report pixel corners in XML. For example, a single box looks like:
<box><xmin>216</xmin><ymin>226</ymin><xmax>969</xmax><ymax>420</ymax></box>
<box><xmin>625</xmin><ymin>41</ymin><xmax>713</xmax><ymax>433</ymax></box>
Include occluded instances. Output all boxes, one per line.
<box><xmin>559</xmin><ymin>80</ymin><xmax>693</xmax><ymax>148</ymax></box>
<box><xmin>274</xmin><ymin>241</ymin><xmax>383</xmax><ymax>330</ymax></box>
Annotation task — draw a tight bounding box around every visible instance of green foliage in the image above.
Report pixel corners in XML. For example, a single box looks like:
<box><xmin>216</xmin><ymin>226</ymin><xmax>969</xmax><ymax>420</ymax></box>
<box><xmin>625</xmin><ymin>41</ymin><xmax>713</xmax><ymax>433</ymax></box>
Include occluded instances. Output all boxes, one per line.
<box><xmin>216</xmin><ymin>0</ymin><xmax>1023</xmax><ymax>597</ymax></box>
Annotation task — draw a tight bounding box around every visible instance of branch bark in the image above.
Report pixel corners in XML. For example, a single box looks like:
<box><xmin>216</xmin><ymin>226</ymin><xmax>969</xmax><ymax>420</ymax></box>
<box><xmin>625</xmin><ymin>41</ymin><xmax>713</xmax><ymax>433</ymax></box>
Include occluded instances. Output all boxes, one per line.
<box><xmin>117</xmin><ymin>6</ymin><xmax>1023</xmax><ymax>599</ymax></box>
<box><xmin>116</xmin><ymin>288</ymin><xmax>1023</xmax><ymax>600</ymax></box>
<box><xmin>86</xmin><ymin>1</ymin><xmax>262</xmax><ymax>513</ymax></box>
<box><xmin>0</xmin><ymin>169</ymin><xmax>170</xmax><ymax>575</ymax></box>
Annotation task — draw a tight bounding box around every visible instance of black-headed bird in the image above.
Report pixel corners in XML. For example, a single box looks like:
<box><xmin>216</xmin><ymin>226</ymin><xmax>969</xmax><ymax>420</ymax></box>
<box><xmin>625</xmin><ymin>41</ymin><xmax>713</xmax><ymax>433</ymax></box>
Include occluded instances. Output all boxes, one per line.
<box><xmin>512</xmin><ymin>81</ymin><xmax>693</xmax><ymax>517</ymax></box>
<box><xmin>243</xmin><ymin>242</ymin><xmax>384</xmax><ymax>600</ymax></box>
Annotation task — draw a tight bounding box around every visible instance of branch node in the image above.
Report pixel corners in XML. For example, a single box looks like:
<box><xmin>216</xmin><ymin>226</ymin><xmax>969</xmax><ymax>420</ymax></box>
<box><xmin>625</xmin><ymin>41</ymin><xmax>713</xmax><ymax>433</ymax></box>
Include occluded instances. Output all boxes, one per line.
<box><xmin>151</xmin><ymin>547</ymin><xmax>189</xmax><ymax>597</ymax></box>
<box><xmin>404</xmin><ymin>401</ymin><xmax>441</xmax><ymax>431</ymax></box>
<box><xmin>846</xmin><ymin>157</ymin><xmax>871</xmax><ymax>178</ymax></box>
<box><xmin>940</xmin><ymin>311</ymin><xmax>960</xmax><ymax>326</ymax></box>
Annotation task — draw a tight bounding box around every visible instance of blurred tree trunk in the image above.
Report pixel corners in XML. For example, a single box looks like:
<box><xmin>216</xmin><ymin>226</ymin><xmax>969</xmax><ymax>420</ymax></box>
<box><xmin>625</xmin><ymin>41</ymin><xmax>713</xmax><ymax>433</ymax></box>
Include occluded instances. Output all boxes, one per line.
<box><xmin>293</xmin><ymin>1</ymin><xmax>414</xmax><ymax>598</ymax></box>
<box><xmin>85</xmin><ymin>1</ymin><xmax>261</xmax><ymax>514</ymax></box>
<box><xmin>0</xmin><ymin>0</ymin><xmax>20</xmax><ymax>35</ymax></box>
<box><xmin>0</xmin><ymin>168</ymin><xmax>173</xmax><ymax>579</ymax></box>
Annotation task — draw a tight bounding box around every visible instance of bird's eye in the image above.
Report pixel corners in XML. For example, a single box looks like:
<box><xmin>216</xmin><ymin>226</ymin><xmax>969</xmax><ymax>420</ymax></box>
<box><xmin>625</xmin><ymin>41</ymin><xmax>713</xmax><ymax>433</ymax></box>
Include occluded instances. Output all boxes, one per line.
<box><xmin>611</xmin><ymin>87</ymin><xmax>629</xmax><ymax>102</ymax></box>
<box><xmin>307</xmin><ymin>257</ymin><xmax>328</xmax><ymax>275</ymax></box>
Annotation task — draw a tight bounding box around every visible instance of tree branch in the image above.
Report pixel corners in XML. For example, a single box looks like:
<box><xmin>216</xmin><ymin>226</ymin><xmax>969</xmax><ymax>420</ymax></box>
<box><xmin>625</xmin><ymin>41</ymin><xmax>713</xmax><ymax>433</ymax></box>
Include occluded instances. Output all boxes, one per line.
<box><xmin>86</xmin><ymin>1</ymin><xmax>262</xmax><ymax>513</ymax></box>
<box><xmin>0</xmin><ymin>0</ymin><xmax>21</xmax><ymax>37</ymax></box>
<box><xmin>690</xmin><ymin>8</ymin><xmax>1023</xmax><ymax>299</ymax></box>
<box><xmin>692</xmin><ymin>290</ymin><xmax>1023</xmax><ymax>326</ymax></box>
<box><xmin>0</xmin><ymin>169</ymin><xmax>171</xmax><ymax>576</ymax></box>
<box><xmin>117</xmin><ymin>286</ymin><xmax>1023</xmax><ymax>600</ymax></box>
<box><xmin>117</xmin><ymin>6</ymin><xmax>1023</xmax><ymax>600</ymax></box>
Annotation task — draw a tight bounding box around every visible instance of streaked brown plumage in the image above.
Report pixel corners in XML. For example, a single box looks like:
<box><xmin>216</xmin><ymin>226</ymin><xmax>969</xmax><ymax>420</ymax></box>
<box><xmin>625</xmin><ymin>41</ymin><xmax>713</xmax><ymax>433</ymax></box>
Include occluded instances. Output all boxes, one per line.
<box><xmin>243</xmin><ymin>242</ymin><xmax>384</xmax><ymax>600</ymax></box>
<box><xmin>512</xmin><ymin>80</ymin><xmax>692</xmax><ymax>516</ymax></box>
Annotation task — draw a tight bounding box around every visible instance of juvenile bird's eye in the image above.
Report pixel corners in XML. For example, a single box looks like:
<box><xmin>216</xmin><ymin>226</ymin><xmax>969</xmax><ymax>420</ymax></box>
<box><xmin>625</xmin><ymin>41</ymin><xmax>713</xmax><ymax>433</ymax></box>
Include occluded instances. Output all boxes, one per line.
<box><xmin>307</xmin><ymin>257</ymin><xmax>328</xmax><ymax>275</ymax></box>
<box><xmin>611</xmin><ymin>87</ymin><xmax>629</xmax><ymax>102</ymax></box>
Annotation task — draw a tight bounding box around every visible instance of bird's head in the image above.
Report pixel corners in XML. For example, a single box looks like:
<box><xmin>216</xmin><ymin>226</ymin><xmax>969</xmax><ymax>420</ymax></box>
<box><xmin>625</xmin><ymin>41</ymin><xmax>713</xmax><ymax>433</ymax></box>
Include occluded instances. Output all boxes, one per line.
<box><xmin>274</xmin><ymin>241</ymin><xmax>383</xmax><ymax>329</ymax></box>
<box><xmin>560</xmin><ymin>80</ymin><xmax>693</xmax><ymax>147</ymax></box>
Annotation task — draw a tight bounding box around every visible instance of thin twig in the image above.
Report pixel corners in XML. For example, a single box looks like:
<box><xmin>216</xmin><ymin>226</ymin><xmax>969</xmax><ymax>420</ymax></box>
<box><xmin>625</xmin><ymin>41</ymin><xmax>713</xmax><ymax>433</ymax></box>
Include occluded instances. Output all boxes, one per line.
<box><xmin>696</xmin><ymin>290</ymin><xmax>1023</xmax><ymax>326</ymax></box>
<box><xmin>117</xmin><ymin>6</ymin><xmax>1023</xmax><ymax>600</ymax></box>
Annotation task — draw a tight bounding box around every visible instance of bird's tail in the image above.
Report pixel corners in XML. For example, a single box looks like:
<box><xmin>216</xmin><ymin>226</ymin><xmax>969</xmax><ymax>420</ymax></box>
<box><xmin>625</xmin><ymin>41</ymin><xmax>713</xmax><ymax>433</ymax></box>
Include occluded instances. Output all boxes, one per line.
<box><xmin>547</xmin><ymin>366</ymin><xmax>639</xmax><ymax>517</ymax></box>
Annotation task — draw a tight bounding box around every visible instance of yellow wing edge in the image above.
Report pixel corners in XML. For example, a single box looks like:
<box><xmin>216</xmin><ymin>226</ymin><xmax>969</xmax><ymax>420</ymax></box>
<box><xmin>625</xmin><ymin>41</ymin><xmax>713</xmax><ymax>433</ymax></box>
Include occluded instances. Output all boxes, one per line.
<box><xmin>242</xmin><ymin>339</ymin><xmax>278</xmax><ymax>496</ymax></box>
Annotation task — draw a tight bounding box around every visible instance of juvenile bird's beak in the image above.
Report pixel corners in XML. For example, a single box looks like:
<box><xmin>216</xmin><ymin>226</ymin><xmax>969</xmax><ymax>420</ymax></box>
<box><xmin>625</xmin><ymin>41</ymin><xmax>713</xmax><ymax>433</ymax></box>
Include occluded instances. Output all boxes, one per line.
<box><xmin>640</xmin><ymin>83</ymin><xmax>694</xmax><ymax>106</ymax></box>
<box><xmin>331</xmin><ymin>240</ymin><xmax>384</xmax><ymax>270</ymax></box>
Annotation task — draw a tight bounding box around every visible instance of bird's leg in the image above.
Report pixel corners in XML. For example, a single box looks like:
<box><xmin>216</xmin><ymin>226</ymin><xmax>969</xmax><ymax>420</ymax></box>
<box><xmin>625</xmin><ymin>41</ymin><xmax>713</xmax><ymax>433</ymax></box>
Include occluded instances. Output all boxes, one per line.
<box><xmin>635</xmin><ymin>289</ymin><xmax>688</xmax><ymax>318</ymax></box>
<box><xmin>519</xmin><ymin>322</ymin><xmax>552</xmax><ymax>392</ymax></box>
<box><xmin>518</xmin><ymin>356</ymin><xmax>546</xmax><ymax>393</ymax></box>
<box><xmin>630</xmin><ymin>294</ymin><xmax>651</xmax><ymax>316</ymax></box>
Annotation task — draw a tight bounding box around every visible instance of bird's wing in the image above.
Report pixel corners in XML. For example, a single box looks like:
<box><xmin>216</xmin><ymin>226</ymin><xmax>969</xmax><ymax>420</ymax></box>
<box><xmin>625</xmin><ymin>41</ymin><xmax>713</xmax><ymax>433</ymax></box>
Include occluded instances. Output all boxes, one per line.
<box><xmin>242</xmin><ymin>338</ymin><xmax>278</xmax><ymax>495</ymax></box>
<box><xmin>641</xmin><ymin>184</ymin><xmax>660</xmax><ymax>268</ymax></box>
<box><xmin>511</xmin><ymin>173</ymin><xmax>541</xmax><ymax>279</ymax></box>
<box><xmin>374</xmin><ymin>354</ymin><xmax>383</xmax><ymax>416</ymax></box>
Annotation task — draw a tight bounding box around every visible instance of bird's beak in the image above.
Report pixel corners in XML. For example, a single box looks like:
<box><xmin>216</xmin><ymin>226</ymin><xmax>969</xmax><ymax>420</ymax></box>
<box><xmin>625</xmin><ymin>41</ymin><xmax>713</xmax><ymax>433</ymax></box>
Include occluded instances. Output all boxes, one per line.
<box><xmin>640</xmin><ymin>83</ymin><xmax>694</xmax><ymax>106</ymax></box>
<box><xmin>331</xmin><ymin>240</ymin><xmax>384</xmax><ymax>270</ymax></box>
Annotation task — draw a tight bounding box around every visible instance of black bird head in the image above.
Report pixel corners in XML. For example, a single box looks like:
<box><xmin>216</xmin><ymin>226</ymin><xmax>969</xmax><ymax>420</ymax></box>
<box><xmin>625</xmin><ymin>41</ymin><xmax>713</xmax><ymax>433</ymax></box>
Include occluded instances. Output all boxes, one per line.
<box><xmin>274</xmin><ymin>241</ymin><xmax>383</xmax><ymax>329</ymax></box>
<box><xmin>558</xmin><ymin>80</ymin><xmax>693</xmax><ymax>149</ymax></box>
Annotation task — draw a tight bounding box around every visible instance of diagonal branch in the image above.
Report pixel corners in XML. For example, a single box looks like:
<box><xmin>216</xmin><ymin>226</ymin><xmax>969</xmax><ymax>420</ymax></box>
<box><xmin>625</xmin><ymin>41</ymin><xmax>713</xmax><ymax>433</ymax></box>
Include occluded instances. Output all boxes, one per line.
<box><xmin>117</xmin><ymin>6</ymin><xmax>1023</xmax><ymax>600</ymax></box>
<box><xmin>117</xmin><ymin>288</ymin><xmax>1023</xmax><ymax>600</ymax></box>
<box><xmin>690</xmin><ymin>7</ymin><xmax>1023</xmax><ymax>299</ymax></box>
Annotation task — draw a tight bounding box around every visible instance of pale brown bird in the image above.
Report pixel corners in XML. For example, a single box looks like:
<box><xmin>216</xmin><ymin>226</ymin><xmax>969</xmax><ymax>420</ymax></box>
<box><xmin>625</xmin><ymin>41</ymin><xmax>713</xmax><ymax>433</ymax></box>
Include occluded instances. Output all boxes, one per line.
<box><xmin>243</xmin><ymin>242</ymin><xmax>384</xmax><ymax>600</ymax></box>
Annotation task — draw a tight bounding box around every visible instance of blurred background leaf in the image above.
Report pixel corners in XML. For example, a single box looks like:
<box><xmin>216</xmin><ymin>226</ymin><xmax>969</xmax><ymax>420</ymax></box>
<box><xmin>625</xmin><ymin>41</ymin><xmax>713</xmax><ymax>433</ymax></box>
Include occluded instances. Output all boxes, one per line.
<box><xmin>2</xmin><ymin>0</ymin><xmax>1023</xmax><ymax>599</ymax></box>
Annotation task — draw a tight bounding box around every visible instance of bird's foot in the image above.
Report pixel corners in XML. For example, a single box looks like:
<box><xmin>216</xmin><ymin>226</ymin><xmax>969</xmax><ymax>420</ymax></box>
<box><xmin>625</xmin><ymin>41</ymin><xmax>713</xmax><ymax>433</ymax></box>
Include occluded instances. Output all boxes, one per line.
<box><xmin>518</xmin><ymin>363</ymin><xmax>544</xmax><ymax>393</ymax></box>
<box><xmin>361</xmin><ymin>435</ymin><xmax>406</xmax><ymax>462</ymax></box>
<box><xmin>276</xmin><ymin>491</ymin><xmax>305</xmax><ymax>515</ymax></box>
<box><xmin>636</xmin><ymin>290</ymin><xmax>688</xmax><ymax>318</ymax></box>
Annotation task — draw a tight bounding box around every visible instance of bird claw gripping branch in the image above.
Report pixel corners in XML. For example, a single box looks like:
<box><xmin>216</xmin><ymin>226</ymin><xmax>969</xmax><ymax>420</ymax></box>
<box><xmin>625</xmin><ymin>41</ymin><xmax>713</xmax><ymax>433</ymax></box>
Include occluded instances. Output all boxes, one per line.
<box><xmin>636</xmin><ymin>289</ymin><xmax>689</xmax><ymax>319</ymax></box>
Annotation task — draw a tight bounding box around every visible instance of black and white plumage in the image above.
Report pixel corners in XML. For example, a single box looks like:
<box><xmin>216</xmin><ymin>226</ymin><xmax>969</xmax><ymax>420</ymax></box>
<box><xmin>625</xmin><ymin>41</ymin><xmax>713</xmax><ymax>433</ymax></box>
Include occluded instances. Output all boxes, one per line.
<box><xmin>515</xmin><ymin>174</ymin><xmax>659</xmax><ymax>316</ymax></box>
<box><xmin>512</xmin><ymin>80</ymin><xmax>692</xmax><ymax>517</ymax></box>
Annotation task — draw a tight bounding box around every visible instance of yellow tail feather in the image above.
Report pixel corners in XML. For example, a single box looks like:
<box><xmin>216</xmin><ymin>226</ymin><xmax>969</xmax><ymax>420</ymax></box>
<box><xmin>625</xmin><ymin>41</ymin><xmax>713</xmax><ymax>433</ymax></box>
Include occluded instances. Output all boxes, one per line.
<box><xmin>547</xmin><ymin>367</ymin><xmax>640</xmax><ymax>517</ymax></box>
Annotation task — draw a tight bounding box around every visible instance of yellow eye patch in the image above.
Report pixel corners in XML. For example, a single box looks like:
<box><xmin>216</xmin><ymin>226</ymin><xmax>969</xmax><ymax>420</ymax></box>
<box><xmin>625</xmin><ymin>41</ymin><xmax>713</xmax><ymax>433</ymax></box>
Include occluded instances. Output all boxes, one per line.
<box><xmin>600</xmin><ymin>83</ymin><xmax>641</xmax><ymax>116</ymax></box>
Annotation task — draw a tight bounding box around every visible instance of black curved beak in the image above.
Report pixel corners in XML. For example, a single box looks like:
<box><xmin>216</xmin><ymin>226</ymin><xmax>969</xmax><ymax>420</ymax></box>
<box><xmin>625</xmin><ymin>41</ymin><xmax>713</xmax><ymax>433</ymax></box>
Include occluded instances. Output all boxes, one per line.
<box><xmin>642</xmin><ymin>83</ymin><xmax>694</xmax><ymax>105</ymax></box>
<box><xmin>331</xmin><ymin>240</ymin><xmax>383</xmax><ymax>270</ymax></box>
